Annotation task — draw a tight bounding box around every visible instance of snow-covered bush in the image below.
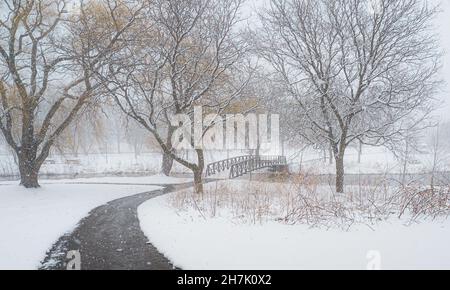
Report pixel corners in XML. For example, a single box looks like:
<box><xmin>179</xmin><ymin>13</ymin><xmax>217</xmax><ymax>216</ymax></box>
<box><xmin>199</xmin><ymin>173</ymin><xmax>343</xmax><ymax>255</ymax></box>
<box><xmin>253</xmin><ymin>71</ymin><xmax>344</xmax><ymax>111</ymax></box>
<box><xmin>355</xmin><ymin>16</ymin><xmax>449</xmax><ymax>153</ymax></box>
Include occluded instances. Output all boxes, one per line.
<box><xmin>398</xmin><ymin>186</ymin><xmax>450</xmax><ymax>222</ymax></box>
<box><xmin>169</xmin><ymin>176</ymin><xmax>450</xmax><ymax>230</ymax></box>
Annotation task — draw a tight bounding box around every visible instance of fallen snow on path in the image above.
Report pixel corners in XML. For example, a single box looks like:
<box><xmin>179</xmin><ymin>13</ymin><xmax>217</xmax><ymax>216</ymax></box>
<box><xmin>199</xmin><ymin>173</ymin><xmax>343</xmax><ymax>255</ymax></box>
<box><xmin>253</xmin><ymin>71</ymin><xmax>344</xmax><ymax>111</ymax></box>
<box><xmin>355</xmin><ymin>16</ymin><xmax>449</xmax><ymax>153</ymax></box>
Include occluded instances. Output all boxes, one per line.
<box><xmin>0</xmin><ymin>183</ymin><xmax>161</xmax><ymax>270</ymax></box>
<box><xmin>138</xmin><ymin>193</ymin><xmax>450</xmax><ymax>270</ymax></box>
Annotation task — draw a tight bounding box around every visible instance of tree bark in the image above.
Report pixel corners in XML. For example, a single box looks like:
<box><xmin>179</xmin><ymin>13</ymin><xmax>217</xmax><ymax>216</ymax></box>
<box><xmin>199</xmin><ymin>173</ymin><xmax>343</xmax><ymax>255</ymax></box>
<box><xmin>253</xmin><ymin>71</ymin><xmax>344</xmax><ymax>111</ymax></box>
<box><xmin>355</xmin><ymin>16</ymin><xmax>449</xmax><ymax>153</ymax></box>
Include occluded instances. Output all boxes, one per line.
<box><xmin>161</xmin><ymin>152</ymin><xmax>174</xmax><ymax>176</ymax></box>
<box><xmin>161</xmin><ymin>126</ymin><xmax>175</xmax><ymax>176</ymax></box>
<box><xmin>335</xmin><ymin>153</ymin><xmax>345</xmax><ymax>193</ymax></box>
<box><xmin>193</xmin><ymin>149</ymin><xmax>205</xmax><ymax>194</ymax></box>
<box><xmin>18</xmin><ymin>154</ymin><xmax>41</xmax><ymax>188</ymax></box>
<box><xmin>193</xmin><ymin>169</ymin><xmax>204</xmax><ymax>194</ymax></box>
<box><xmin>19</xmin><ymin>168</ymin><xmax>40</xmax><ymax>188</ymax></box>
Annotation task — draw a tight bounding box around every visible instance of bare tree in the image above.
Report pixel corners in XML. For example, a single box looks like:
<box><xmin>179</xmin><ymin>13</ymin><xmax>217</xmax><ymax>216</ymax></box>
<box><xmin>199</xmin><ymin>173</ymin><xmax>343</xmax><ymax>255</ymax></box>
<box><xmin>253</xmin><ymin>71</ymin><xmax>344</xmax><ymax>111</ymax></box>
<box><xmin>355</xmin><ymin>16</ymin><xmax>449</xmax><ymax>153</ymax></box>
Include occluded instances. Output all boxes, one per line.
<box><xmin>103</xmin><ymin>0</ymin><xmax>251</xmax><ymax>193</ymax></box>
<box><xmin>0</xmin><ymin>0</ymin><xmax>142</xmax><ymax>187</ymax></box>
<box><xmin>257</xmin><ymin>0</ymin><xmax>440</xmax><ymax>192</ymax></box>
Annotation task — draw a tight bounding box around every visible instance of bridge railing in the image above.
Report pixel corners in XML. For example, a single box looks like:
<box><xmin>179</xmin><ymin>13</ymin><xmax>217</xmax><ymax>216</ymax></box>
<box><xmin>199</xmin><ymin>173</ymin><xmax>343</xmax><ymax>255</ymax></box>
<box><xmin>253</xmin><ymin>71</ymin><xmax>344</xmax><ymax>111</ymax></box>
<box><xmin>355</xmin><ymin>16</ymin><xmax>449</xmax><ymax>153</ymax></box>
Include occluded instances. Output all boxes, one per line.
<box><xmin>229</xmin><ymin>156</ymin><xmax>287</xmax><ymax>179</ymax></box>
<box><xmin>205</xmin><ymin>155</ymin><xmax>254</xmax><ymax>177</ymax></box>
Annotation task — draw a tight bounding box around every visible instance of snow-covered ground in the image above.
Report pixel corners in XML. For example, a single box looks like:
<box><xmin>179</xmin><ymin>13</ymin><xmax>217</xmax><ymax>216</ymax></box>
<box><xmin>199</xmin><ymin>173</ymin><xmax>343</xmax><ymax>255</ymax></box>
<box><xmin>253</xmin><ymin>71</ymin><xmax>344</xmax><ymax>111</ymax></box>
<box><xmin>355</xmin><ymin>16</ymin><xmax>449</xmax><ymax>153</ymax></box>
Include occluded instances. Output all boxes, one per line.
<box><xmin>0</xmin><ymin>174</ymin><xmax>192</xmax><ymax>186</ymax></box>
<box><xmin>291</xmin><ymin>146</ymin><xmax>450</xmax><ymax>175</ymax></box>
<box><xmin>138</xmin><ymin>181</ymin><xmax>450</xmax><ymax>270</ymax></box>
<box><xmin>0</xmin><ymin>152</ymin><xmax>170</xmax><ymax>177</ymax></box>
<box><xmin>0</xmin><ymin>150</ymin><xmax>253</xmax><ymax>178</ymax></box>
<box><xmin>0</xmin><ymin>174</ymin><xmax>192</xmax><ymax>270</ymax></box>
<box><xmin>1</xmin><ymin>146</ymin><xmax>448</xmax><ymax>179</ymax></box>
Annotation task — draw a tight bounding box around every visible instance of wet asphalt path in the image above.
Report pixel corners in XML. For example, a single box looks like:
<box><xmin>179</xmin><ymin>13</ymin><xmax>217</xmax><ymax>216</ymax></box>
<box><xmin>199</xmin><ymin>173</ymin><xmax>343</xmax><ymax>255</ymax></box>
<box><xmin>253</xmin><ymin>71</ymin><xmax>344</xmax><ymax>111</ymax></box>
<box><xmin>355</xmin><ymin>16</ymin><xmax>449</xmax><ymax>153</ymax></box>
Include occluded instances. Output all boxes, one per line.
<box><xmin>39</xmin><ymin>183</ymin><xmax>194</xmax><ymax>270</ymax></box>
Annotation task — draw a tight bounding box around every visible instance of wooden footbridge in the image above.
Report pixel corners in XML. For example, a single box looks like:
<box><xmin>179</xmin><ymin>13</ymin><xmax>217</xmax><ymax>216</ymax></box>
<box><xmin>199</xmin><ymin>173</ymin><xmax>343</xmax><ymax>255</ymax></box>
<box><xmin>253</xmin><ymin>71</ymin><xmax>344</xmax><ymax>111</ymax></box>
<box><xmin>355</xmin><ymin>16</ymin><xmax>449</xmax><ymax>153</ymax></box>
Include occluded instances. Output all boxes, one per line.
<box><xmin>205</xmin><ymin>155</ymin><xmax>288</xmax><ymax>179</ymax></box>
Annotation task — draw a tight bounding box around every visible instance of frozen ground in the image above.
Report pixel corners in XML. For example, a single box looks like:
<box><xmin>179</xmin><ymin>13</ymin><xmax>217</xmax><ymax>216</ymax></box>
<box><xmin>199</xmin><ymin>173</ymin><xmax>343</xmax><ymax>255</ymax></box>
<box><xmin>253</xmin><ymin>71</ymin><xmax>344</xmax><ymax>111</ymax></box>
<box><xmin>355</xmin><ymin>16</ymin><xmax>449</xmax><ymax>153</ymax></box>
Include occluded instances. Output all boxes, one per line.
<box><xmin>0</xmin><ymin>174</ymin><xmax>192</xmax><ymax>270</ymax></box>
<box><xmin>138</xmin><ymin>180</ymin><xmax>450</xmax><ymax>270</ymax></box>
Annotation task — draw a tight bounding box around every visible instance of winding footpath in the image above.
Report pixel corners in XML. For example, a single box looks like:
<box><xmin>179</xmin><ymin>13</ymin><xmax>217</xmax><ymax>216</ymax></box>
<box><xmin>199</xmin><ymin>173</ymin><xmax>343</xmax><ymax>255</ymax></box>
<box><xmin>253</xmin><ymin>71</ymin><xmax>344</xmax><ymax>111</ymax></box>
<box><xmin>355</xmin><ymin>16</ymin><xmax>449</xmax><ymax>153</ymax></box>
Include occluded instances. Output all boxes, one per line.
<box><xmin>39</xmin><ymin>183</ymin><xmax>194</xmax><ymax>270</ymax></box>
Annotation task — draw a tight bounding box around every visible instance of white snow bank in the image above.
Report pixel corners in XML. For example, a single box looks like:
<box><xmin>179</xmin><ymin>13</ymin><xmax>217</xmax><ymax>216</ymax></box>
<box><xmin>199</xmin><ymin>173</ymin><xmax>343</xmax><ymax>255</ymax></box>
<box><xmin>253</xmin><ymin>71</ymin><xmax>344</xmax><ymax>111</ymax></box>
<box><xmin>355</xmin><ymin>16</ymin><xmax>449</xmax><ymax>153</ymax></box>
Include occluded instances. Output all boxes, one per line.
<box><xmin>138</xmin><ymin>193</ymin><xmax>450</xmax><ymax>270</ymax></box>
<box><xmin>0</xmin><ymin>183</ymin><xmax>161</xmax><ymax>270</ymax></box>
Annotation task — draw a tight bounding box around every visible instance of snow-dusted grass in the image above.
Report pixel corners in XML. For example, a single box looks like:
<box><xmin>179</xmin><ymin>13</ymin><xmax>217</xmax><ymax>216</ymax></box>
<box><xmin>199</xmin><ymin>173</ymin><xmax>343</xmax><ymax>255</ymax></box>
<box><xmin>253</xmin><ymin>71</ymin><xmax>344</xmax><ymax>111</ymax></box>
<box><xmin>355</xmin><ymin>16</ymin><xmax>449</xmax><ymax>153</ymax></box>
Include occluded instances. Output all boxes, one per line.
<box><xmin>164</xmin><ymin>179</ymin><xmax>449</xmax><ymax>228</ymax></box>
<box><xmin>0</xmin><ymin>182</ymin><xmax>162</xmax><ymax>270</ymax></box>
<box><xmin>138</xmin><ymin>180</ymin><xmax>450</xmax><ymax>270</ymax></box>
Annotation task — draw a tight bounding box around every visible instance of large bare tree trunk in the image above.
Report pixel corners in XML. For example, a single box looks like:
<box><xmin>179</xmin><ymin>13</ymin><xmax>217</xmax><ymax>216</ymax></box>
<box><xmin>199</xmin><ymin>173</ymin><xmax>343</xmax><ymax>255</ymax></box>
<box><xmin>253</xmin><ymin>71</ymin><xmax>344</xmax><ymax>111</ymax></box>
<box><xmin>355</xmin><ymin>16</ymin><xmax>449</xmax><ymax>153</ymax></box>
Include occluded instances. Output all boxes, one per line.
<box><xmin>193</xmin><ymin>149</ymin><xmax>205</xmax><ymax>194</ymax></box>
<box><xmin>17</xmin><ymin>138</ymin><xmax>52</xmax><ymax>188</ymax></box>
<box><xmin>161</xmin><ymin>153</ymin><xmax>174</xmax><ymax>176</ymax></box>
<box><xmin>161</xmin><ymin>126</ymin><xmax>175</xmax><ymax>176</ymax></box>
<box><xmin>335</xmin><ymin>153</ymin><xmax>345</xmax><ymax>194</ymax></box>
<box><xmin>18</xmin><ymin>151</ymin><xmax>41</xmax><ymax>188</ymax></box>
<box><xmin>18</xmin><ymin>118</ymin><xmax>43</xmax><ymax>187</ymax></box>
<box><xmin>19</xmin><ymin>164</ymin><xmax>40</xmax><ymax>188</ymax></box>
<box><xmin>193</xmin><ymin>169</ymin><xmax>204</xmax><ymax>194</ymax></box>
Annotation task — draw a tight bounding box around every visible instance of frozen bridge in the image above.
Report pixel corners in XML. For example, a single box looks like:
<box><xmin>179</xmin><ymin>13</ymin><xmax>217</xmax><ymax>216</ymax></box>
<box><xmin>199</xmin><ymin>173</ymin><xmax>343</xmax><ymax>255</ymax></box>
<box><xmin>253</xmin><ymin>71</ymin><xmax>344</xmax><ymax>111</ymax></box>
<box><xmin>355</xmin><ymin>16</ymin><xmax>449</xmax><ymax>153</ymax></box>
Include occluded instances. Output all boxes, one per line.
<box><xmin>205</xmin><ymin>155</ymin><xmax>288</xmax><ymax>179</ymax></box>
